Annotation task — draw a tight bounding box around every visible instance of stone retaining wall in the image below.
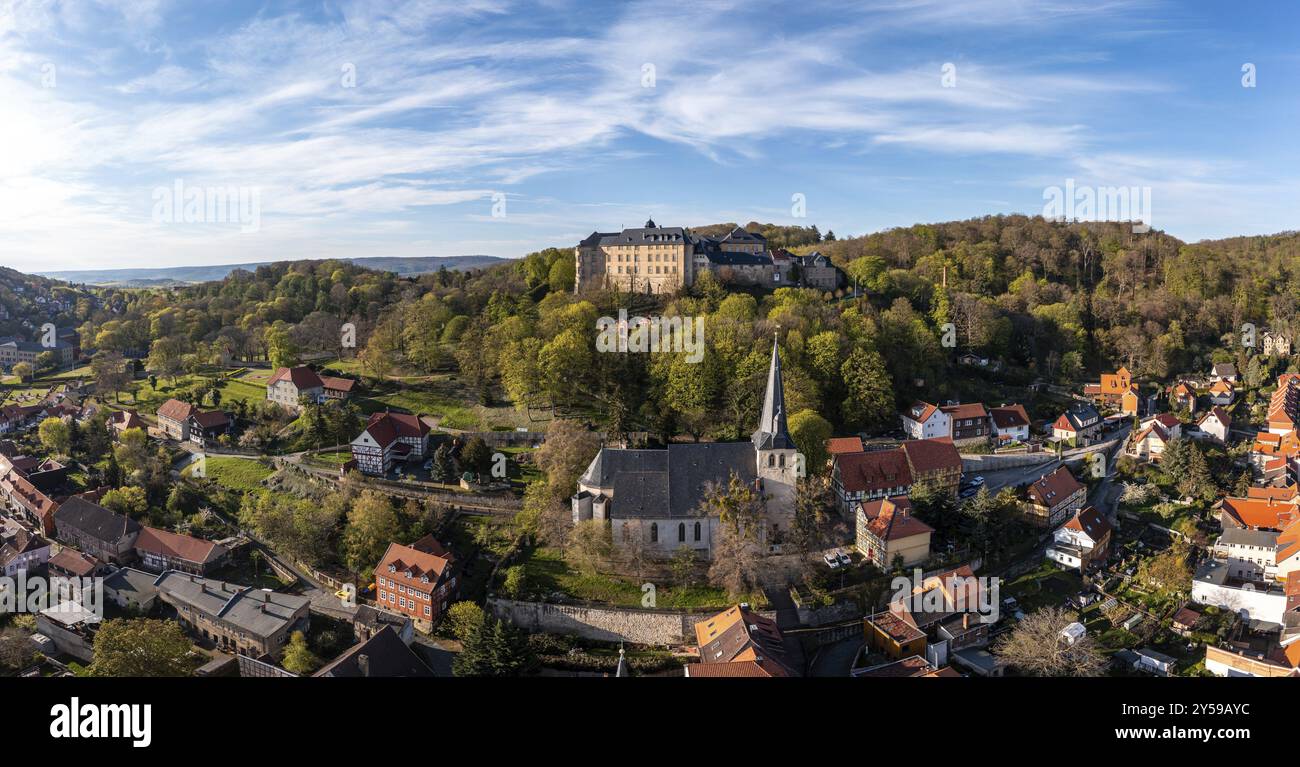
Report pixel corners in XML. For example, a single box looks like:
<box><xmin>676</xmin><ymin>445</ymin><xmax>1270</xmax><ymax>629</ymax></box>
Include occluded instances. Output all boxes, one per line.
<box><xmin>488</xmin><ymin>598</ymin><xmax>777</xmax><ymax>645</ymax></box>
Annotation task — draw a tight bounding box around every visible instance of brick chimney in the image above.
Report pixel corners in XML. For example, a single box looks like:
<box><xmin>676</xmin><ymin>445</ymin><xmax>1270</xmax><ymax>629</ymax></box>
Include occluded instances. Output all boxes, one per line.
<box><xmin>358</xmin><ymin>654</ymin><xmax>370</xmax><ymax>678</ymax></box>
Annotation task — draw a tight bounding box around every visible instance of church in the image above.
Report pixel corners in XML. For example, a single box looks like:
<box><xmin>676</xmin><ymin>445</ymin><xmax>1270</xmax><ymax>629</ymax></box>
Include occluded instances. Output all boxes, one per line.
<box><xmin>571</xmin><ymin>339</ymin><xmax>799</xmax><ymax>558</ymax></box>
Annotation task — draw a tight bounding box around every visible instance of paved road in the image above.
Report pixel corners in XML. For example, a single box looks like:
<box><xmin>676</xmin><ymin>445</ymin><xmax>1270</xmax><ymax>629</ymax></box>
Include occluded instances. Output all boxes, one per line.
<box><xmin>974</xmin><ymin>424</ymin><xmax>1132</xmax><ymax>495</ymax></box>
<box><xmin>808</xmin><ymin>637</ymin><xmax>863</xmax><ymax>677</ymax></box>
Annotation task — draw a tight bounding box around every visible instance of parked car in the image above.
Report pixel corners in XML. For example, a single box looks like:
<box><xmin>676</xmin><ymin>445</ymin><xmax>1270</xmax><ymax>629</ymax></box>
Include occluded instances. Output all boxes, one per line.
<box><xmin>969</xmin><ymin>475</ymin><xmax>985</xmax><ymax>486</ymax></box>
<box><xmin>823</xmin><ymin>552</ymin><xmax>842</xmax><ymax>569</ymax></box>
<box><xmin>835</xmin><ymin>549</ymin><xmax>852</xmax><ymax>567</ymax></box>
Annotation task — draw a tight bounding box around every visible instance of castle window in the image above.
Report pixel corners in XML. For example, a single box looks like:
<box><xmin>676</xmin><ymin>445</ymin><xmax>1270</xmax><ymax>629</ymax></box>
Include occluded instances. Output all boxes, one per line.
<box><xmin>650</xmin><ymin>523</ymin><xmax>658</xmax><ymax>543</ymax></box>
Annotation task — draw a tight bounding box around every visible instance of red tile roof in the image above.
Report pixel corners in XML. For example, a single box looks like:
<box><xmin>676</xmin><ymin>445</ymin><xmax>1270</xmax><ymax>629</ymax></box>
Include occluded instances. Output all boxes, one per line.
<box><xmin>990</xmin><ymin>404</ymin><xmax>1030</xmax><ymax>430</ymax></box>
<box><xmin>835</xmin><ymin>449</ymin><xmax>912</xmax><ymax>494</ymax></box>
<box><xmin>826</xmin><ymin>436</ymin><xmax>865</xmax><ymax>455</ymax></box>
<box><xmin>376</xmin><ymin>535</ymin><xmax>453</xmax><ymax>583</ymax></box>
<box><xmin>320</xmin><ymin>375</ymin><xmax>356</xmax><ymax>393</ymax></box>
<box><xmin>157</xmin><ymin>398</ymin><xmax>196</xmax><ymax>422</ymax></box>
<box><xmin>363</xmin><ymin>411</ymin><xmax>430</xmax><ymax>449</ymax></box>
<box><xmin>900</xmin><ymin>438</ymin><xmax>961</xmax><ymax>474</ymax></box>
<box><xmin>1026</xmin><ymin>466</ymin><xmax>1083</xmax><ymax>508</ymax></box>
<box><xmin>135</xmin><ymin>526</ymin><xmax>227</xmax><ymax>566</ymax></box>
<box><xmin>268</xmin><ymin>366</ymin><xmax>324</xmax><ymax>390</ymax></box>
<box><xmin>1064</xmin><ymin>505</ymin><xmax>1111</xmax><ymax>542</ymax></box>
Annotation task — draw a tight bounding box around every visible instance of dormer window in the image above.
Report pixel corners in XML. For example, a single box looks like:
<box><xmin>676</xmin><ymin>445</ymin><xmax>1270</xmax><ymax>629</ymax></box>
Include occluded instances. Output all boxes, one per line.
<box><xmin>421</xmin><ymin>575</ymin><xmax>429</xmax><ymax>583</ymax></box>
<box><xmin>387</xmin><ymin>565</ymin><xmax>395</xmax><ymax>573</ymax></box>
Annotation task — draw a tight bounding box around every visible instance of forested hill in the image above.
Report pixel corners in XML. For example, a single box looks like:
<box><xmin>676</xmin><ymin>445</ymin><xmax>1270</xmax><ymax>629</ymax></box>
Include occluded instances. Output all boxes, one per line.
<box><xmin>39</xmin><ymin>255</ymin><xmax>509</xmax><ymax>286</ymax></box>
<box><xmin>23</xmin><ymin>214</ymin><xmax>1300</xmax><ymax>445</ymax></box>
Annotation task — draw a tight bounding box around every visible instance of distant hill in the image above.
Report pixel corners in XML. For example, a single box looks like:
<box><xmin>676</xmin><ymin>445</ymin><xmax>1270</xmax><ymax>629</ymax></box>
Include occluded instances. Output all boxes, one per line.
<box><xmin>40</xmin><ymin>255</ymin><xmax>512</xmax><ymax>286</ymax></box>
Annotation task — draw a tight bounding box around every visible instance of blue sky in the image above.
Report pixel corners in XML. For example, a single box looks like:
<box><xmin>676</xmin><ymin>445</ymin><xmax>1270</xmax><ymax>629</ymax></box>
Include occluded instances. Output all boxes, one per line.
<box><xmin>2</xmin><ymin>0</ymin><xmax>1299</xmax><ymax>273</ymax></box>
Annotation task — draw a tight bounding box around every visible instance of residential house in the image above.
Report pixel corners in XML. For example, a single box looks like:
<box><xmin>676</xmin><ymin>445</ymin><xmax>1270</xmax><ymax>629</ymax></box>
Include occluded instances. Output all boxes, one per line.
<box><xmin>1210</xmin><ymin>362</ymin><xmax>1239</xmax><ymax>384</ymax></box>
<box><xmin>52</xmin><ymin>496</ymin><xmax>141</xmax><ymax>565</ymax></box>
<box><xmin>825</xmin><ymin>436</ymin><xmax>865</xmax><ymax>465</ymax></box>
<box><xmin>0</xmin><ymin>403</ymin><xmax>43</xmax><ymax>433</ymax></box>
<box><xmin>155</xmin><ymin>571</ymin><xmax>311</xmax><ymax>660</ymax></box>
<box><xmin>1168</xmin><ymin>381</ymin><xmax>1197</xmax><ymax>415</ymax></box>
<box><xmin>266</xmin><ymin>366</ymin><xmax>324</xmax><ymax>412</ymax></box>
<box><xmin>352</xmin><ymin>604</ymin><xmax>414</xmax><ymax>644</ymax></box>
<box><xmin>854</xmin><ymin>496</ymin><xmax>933</xmax><ymax>569</ymax></box>
<box><xmin>350</xmin><ymin>411</ymin><xmax>432</xmax><ymax>477</ymax></box>
<box><xmin>374</xmin><ymin>535</ymin><xmax>458</xmax><ymax>630</ymax></box>
<box><xmin>134</xmin><ymin>526</ymin><xmax>228</xmax><ymax>575</ymax></box>
<box><xmin>1191</xmin><ymin>559</ymin><xmax>1286</xmax><ymax>624</ymax></box>
<box><xmin>1046</xmin><ymin>506</ymin><xmax>1112</xmax><ymax>571</ymax></box>
<box><xmin>1267</xmin><ymin>373</ymin><xmax>1300</xmax><ymax>435</ymax></box>
<box><xmin>1051</xmin><ymin>403</ymin><xmax>1102</xmax><ymax>447</ymax></box>
<box><xmin>0</xmin><ymin>470</ymin><xmax>58</xmax><ymax>535</ymax></box>
<box><xmin>941</xmin><ymin>402</ymin><xmax>991</xmax><ymax>446</ymax></box>
<box><xmin>1125</xmin><ymin>413</ymin><xmax>1182</xmax><ymax>461</ymax></box>
<box><xmin>989</xmin><ymin>404</ymin><xmax>1031</xmax><ymax>445</ymax></box>
<box><xmin>830</xmin><ymin>438</ymin><xmax>962</xmax><ymax>514</ymax></box>
<box><xmin>864</xmin><ymin>565</ymin><xmax>993</xmax><ymax>671</ymax></box>
<box><xmin>188</xmin><ymin>410</ymin><xmax>231</xmax><ymax>448</ymax></box>
<box><xmin>1197</xmin><ymin>406</ymin><xmax>1232</xmax><ymax>443</ymax></box>
<box><xmin>103</xmin><ymin>567</ymin><xmax>160</xmax><ymax>612</ymax></box>
<box><xmin>320</xmin><ymin>375</ymin><xmax>357</xmax><ymax>401</ymax></box>
<box><xmin>46</xmin><ymin>547</ymin><xmax>100</xmax><ymax>579</ymax></box>
<box><xmin>1263</xmin><ymin>330</ymin><xmax>1292</xmax><ymax>357</ymax></box>
<box><xmin>688</xmin><ymin>603</ymin><xmax>794</xmax><ymax>677</ymax></box>
<box><xmin>0</xmin><ymin>526</ymin><xmax>50</xmax><ymax>576</ymax></box>
<box><xmin>1204</xmin><ymin>644</ymin><xmax>1299</xmax><ymax>677</ymax></box>
<box><xmin>1085</xmin><ymin>366</ymin><xmax>1139</xmax><ymax>414</ymax></box>
<box><xmin>901</xmin><ymin>402</ymin><xmax>950</xmax><ymax>441</ymax></box>
<box><xmin>1208</xmin><ymin>379</ymin><xmax>1236</xmax><ymax>406</ymax></box>
<box><xmin>1250</xmin><ymin>429</ymin><xmax>1300</xmax><ymax>482</ymax></box>
<box><xmin>313</xmin><ymin>625</ymin><xmax>433</xmax><ymax>677</ymax></box>
<box><xmin>156</xmin><ymin>398</ymin><xmax>196</xmax><ymax>441</ymax></box>
<box><xmin>1020</xmin><ymin>465</ymin><xmax>1086</xmax><ymax>528</ymax></box>
<box><xmin>108</xmin><ymin>409</ymin><xmax>143</xmax><ymax>439</ymax></box>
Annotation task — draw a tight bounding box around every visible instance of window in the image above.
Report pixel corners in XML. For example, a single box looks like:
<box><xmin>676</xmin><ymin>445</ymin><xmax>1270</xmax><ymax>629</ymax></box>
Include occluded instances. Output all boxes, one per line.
<box><xmin>678</xmin><ymin>523</ymin><xmax>686</xmax><ymax>542</ymax></box>
<box><xmin>694</xmin><ymin>521</ymin><xmax>701</xmax><ymax>542</ymax></box>
<box><xmin>650</xmin><ymin>523</ymin><xmax>658</xmax><ymax>543</ymax></box>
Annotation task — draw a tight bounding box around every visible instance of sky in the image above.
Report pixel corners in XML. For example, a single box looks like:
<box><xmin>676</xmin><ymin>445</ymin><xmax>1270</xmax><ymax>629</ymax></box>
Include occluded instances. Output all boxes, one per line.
<box><xmin>1</xmin><ymin>0</ymin><xmax>1299</xmax><ymax>273</ymax></box>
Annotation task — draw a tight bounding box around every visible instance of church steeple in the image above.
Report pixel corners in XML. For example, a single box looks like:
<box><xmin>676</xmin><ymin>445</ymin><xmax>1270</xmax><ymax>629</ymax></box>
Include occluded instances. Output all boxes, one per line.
<box><xmin>753</xmin><ymin>336</ymin><xmax>793</xmax><ymax>450</ymax></box>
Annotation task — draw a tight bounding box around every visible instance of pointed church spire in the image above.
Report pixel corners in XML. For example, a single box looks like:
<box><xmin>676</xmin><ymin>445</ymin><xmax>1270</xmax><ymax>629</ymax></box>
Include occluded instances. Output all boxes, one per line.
<box><xmin>753</xmin><ymin>335</ymin><xmax>793</xmax><ymax>450</ymax></box>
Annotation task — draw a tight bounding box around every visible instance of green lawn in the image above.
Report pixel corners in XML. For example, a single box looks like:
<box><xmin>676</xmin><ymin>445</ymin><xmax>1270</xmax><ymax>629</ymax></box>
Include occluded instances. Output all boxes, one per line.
<box><xmin>186</xmin><ymin>456</ymin><xmax>275</xmax><ymax>493</ymax></box>
<box><xmin>307</xmin><ymin>450</ymin><xmax>353</xmax><ymax>466</ymax></box>
<box><xmin>217</xmin><ymin>377</ymin><xmax>267</xmax><ymax>405</ymax></box>
<box><xmin>518</xmin><ymin>548</ymin><xmax>765</xmax><ymax>610</ymax></box>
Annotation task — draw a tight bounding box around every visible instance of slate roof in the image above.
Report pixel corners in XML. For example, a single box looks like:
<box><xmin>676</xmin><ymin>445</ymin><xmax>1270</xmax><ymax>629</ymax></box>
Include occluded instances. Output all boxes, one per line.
<box><xmin>313</xmin><ymin>626</ymin><xmax>433</xmax><ymax>677</ymax></box>
<box><xmin>581</xmin><ymin>441</ymin><xmax>759</xmax><ymax>519</ymax></box>
<box><xmin>154</xmin><ymin>572</ymin><xmax>310</xmax><ymax>639</ymax></box>
<box><xmin>53</xmin><ymin>496</ymin><xmax>140</xmax><ymax>545</ymax></box>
